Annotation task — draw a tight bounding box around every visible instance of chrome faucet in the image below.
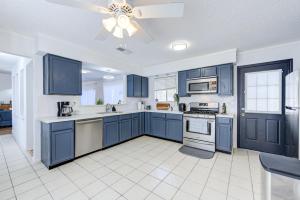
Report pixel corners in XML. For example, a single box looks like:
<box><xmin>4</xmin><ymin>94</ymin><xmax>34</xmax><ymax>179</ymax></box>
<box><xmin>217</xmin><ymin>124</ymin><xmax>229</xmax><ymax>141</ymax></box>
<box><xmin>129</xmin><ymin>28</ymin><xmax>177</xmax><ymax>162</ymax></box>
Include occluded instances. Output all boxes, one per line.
<box><xmin>105</xmin><ymin>104</ymin><xmax>112</xmax><ymax>112</ymax></box>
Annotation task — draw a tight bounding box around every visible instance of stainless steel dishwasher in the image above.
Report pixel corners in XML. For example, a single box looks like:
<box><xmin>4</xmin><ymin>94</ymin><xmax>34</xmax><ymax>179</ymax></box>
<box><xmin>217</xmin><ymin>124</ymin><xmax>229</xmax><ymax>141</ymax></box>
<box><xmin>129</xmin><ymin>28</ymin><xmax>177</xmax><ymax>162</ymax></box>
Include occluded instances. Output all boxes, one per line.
<box><xmin>75</xmin><ymin>118</ymin><xmax>103</xmax><ymax>157</ymax></box>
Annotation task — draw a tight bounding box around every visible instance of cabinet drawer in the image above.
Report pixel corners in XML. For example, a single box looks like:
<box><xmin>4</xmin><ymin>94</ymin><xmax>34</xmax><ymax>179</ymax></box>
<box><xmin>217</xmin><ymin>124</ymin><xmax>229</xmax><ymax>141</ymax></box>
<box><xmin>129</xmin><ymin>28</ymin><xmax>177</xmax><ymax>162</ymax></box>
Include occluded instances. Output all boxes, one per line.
<box><xmin>132</xmin><ymin>113</ymin><xmax>140</xmax><ymax>118</ymax></box>
<box><xmin>103</xmin><ymin>116</ymin><xmax>119</xmax><ymax>123</ymax></box>
<box><xmin>151</xmin><ymin>113</ymin><xmax>166</xmax><ymax>118</ymax></box>
<box><xmin>119</xmin><ymin>114</ymin><xmax>132</xmax><ymax>120</ymax></box>
<box><xmin>166</xmin><ymin>114</ymin><xmax>182</xmax><ymax>120</ymax></box>
<box><xmin>217</xmin><ymin>117</ymin><xmax>231</xmax><ymax>124</ymax></box>
<box><xmin>51</xmin><ymin>121</ymin><xmax>74</xmax><ymax>132</ymax></box>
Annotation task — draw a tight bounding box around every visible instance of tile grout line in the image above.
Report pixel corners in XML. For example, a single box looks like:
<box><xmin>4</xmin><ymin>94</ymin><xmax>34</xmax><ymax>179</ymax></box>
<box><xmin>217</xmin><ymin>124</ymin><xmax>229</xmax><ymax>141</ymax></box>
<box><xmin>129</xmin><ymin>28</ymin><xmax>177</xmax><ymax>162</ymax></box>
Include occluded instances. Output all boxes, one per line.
<box><xmin>247</xmin><ymin>150</ymin><xmax>255</xmax><ymax>200</ymax></box>
<box><xmin>0</xmin><ymin>137</ymin><xmax>18</xmax><ymax>199</ymax></box>
<box><xmin>198</xmin><ymin>153</ymin><xmax>219</xmax><ymax>200</ymax></box>
<box><xmin>225</xmin><ymin>152</ymin><xmax>234</xmax><ymax>200</ymax></box>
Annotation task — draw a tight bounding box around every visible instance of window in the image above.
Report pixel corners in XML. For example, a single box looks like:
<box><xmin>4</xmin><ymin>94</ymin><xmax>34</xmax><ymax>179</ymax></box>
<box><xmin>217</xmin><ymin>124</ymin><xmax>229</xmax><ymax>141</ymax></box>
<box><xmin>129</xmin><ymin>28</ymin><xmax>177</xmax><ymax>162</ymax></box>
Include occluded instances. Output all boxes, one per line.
<box><xmin>81</xmin><ymin>89</ymin><xmax>96</xmax><ymax>105</ymax></box>
<box><xmin>245</xmin><ymin>69</ymin><xmax>282</xmax><ymax>114</ymax></box>
<box><xmin>154</xmin><ymin>75</ymin><xmax>177</xmax><ymax>102</ymax></box>
<box><xmin>103</xmin><ymin>79</ymin><xmax>124</xmax><ymax>104</ymax></box>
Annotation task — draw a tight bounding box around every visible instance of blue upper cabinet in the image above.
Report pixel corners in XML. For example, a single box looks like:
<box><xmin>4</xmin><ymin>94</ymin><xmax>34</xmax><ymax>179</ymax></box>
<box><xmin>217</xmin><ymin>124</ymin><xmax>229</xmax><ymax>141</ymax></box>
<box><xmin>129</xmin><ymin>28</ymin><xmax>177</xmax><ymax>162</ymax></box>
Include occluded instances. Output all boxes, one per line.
<box><xmin>43</xmin><ymin>54</ymin><xmax>82</xmax><ymax>95</ymax></box>
<box><xmin>127</xmin><ymin>74</ymin><xmax>148</xmax><ymax>97</ymax></box>
<box><xmin>201</xmin><ymin>66</ymin><xmax>217</xmax><ymax>77</ymax></box>
<box><xmin>216</xmin><ymin>117</ymin><xmax>233</xmax><ymax>153</ymax></box>
<box><xmin>141</xmin><ymin>77</ymin><xmax>148</xmax><ymax>98</ymax></box>
<box><xmin>133</xmin><ymin>75</ymin><xmax>142</xmax><ymax>97</ymax></box>
<box><xmin>178</xmin><ymin>71</ymin><xmax>189</xmax><ymax>97</ymax></box>
<box><xmin>217</xmin><ymin>63</ymin><xmax>233</xmax><ymax>96</ymax></box>
<box><xmin>187</xmin><ymin>69</ymin><xmax>201</xmax><ymax>80</ymax></box>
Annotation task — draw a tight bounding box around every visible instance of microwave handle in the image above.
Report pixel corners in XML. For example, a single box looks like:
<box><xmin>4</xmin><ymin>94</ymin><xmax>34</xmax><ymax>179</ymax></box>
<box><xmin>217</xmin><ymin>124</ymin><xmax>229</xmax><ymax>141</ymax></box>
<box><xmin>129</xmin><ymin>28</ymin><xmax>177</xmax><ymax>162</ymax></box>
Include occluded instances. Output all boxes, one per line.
<box><xmin>186</xmin><ymin>120</ymin><xmax>189</xmax><ymax>132</ymax></box>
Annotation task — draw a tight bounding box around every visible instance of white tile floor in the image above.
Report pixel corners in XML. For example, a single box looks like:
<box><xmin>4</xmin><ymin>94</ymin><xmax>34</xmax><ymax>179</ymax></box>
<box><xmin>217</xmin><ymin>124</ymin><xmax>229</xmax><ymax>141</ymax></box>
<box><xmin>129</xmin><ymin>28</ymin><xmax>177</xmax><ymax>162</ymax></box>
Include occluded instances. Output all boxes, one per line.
<box><xmin>0</xmin><ymin>134</ymin><xmax>264</xmax><ymax>200</ymax></box>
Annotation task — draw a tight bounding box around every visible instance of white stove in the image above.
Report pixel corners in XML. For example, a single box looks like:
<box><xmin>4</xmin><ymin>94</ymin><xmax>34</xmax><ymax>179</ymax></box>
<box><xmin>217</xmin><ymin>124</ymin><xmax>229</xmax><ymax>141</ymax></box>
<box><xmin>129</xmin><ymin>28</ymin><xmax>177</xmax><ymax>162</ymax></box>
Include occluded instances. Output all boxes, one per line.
<box><xmin>183</xmin><ymin>102</ymin><xmax>219</xmax><ymax>152</ymax></box>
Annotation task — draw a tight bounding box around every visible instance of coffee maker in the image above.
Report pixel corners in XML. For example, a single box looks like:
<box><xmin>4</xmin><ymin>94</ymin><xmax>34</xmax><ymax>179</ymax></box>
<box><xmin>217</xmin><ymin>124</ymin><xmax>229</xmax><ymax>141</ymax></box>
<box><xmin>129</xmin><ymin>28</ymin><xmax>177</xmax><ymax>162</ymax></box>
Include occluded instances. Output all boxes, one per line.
<box><xmin>57</xmin><ymin>101</ymin><xmax>73</xmax><ymax>117</ymax></box>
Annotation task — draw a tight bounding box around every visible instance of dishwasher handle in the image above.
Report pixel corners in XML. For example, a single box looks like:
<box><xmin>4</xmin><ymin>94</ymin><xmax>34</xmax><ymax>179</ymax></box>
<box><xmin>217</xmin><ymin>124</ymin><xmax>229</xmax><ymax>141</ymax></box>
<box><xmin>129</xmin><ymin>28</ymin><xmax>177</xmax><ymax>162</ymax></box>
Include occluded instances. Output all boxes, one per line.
<box><xmin>76</xmin><ymin>118</ymin><xmax>103</xmax><ymax>124</ymax></box>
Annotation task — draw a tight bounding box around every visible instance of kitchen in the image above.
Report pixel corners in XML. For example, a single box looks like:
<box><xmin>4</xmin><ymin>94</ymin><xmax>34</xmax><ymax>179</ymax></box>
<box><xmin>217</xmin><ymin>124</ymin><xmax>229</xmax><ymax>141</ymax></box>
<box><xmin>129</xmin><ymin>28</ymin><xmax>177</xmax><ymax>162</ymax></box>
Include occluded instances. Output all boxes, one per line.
<box><xmin>1</xmin><ymin>1</ymin><xmax>300</xmax><ymax>200</ymax></box>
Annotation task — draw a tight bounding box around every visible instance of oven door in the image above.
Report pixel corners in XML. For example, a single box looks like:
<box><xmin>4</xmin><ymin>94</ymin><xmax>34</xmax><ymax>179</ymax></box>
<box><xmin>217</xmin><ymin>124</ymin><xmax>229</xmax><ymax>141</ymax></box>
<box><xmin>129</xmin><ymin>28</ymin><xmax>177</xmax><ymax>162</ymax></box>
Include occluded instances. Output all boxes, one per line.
<box><xmin>183</xmin><ymin>117</ymin><xmax>215</xmax><ymax>143</ymax></box>
<box><xmin>186</xmin><ymin>78</ymin><xmax>217</xmax><ymax>94</ymax></box>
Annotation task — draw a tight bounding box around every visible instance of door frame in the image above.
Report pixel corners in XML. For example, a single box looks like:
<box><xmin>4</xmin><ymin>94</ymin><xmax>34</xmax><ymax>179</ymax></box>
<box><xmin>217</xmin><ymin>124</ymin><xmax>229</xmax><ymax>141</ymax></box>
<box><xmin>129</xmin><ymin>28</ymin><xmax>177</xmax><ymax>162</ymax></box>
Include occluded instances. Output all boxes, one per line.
<box><xmin>237</xmin><ymin>59</ymin><xmax>293</xmax><ymax>149</ymax></box>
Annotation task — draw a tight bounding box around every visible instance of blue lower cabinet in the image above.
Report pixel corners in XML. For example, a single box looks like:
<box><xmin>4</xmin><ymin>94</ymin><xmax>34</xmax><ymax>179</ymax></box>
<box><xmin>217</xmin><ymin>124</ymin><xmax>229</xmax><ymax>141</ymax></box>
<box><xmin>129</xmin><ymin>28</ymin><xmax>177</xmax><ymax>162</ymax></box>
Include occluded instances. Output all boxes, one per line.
<box><xmin>41</xmin><ymin>121</ymin><xmax>75</xmax><ymax>168</ymax></box>
<box><xmin>103</xmin><ymin>120</ymin><xmax>119</xmax><ymax>148</ymax></box>
<box><xmin>145</xmin><ymin>112</ymin><xmax>151</xmax><ymax>134</ymax></box>
<box><xmin>151</xmin><ymin>113</ymin><xmax>166</xmax><ymax>138</ymax></box>
<box><xmin>216</xmin><ymin>117</ymin><xmax>233</xmax><ymax>153</ymax></box>
<box><xmin>165</xmin><ymin>114</ymin><xmax>183</xmax><ymax>142</ymax></box>
<box><xmin>140</xmin><ymin>112</ymin><xmax>145</xmax><ymax>134</ymax></box>
<box><xmin>119</xmin><ymin>117</ymin><xmax>132</xmax><ymax>142</ymax></box>
<box><xmin>132</xmin><ymin>113</ymin><xmax>140</xmax><ymax>138</ymax></box>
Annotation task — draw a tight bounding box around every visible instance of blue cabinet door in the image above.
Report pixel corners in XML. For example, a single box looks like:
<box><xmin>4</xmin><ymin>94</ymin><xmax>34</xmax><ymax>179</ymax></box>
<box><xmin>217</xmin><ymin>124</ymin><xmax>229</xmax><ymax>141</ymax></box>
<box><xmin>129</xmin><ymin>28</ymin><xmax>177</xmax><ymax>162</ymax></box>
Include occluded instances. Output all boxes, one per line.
<box><xmin>103</xmin><ymin>121</ymin><xmax>119</xmax><ymax>147</ymax></box>
<box><xmin>133</xmin><ymin>75</ymin><xmax>142</xmax><ymax>97</ymax></box>
<box><xmin>119</xmin><ymin>118</ymin><xmax>132</xmax><ymax>142</ymax></box>
<box><xmin>187</xmin><ymin>69</ymin><xmax>201</xmax><ymax>80</ymax></box>
<box><xmin>43</xmin><ymin>54</ymin><xmax>82</xmax><ymax>95</ymax></box>
<box><xmin>216</xmin><ymin>117</ymin><xmax>232</xmax><ymax>153</ymax></box>
<box><xmin>141</xmin><ymin>77</ymin><xmax>148</xmax><ymax>97</ymax></box>
<box><xmin>127</xmin><ymin>75</ymin><xmax>134</xmax><ymax>97</ymax></box>
<box><xmin>132</xmin><ymin>114</ymin><xmax>140</xmax><ymax>138</ymax></box>
<box><xmin>201</xmin><ymin>66</ymin><xmax>217</xmax><ymax>77</ymax></box>
<box><xmin>145</xmin><ymin>112</ymin><xmax>151</xmax><ymax>134</ymax></box>
<box><xmin>217</xmin><ymin>64</ymin><xmax>233</xmax><ymax>96</ymax></box>
<box><xmin>178</xmin><ymin>71</ymin><xmax>188</xmax><ymax>97</ymax></box>
<box><xmin>151</xmin><ymin>116</ymin><xmax>166</xmax><ymax>138</ymax></box>
<box><xmin>165</xmin><ymin>114</ymin><xmax>183</xmax><ymax>142</ymax></box>
<box><xmin>140</xmin><ymin>112</ymin><xmax>145</xmax><ymax>134</ymax></box>
<box><xmin>51</xmin><ymin>129</ymin><xmax>74</xmax><ymax>165</ymax></box>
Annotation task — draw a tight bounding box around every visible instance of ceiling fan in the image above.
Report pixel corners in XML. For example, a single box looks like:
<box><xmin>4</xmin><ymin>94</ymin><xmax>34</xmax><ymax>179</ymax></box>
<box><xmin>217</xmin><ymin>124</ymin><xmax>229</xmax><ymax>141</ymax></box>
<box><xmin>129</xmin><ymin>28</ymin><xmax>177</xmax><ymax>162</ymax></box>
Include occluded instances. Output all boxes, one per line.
<box><xmin>46</xmin><ymin>0</ymin><xmax>184</xmax><ymax>42</ymax></box>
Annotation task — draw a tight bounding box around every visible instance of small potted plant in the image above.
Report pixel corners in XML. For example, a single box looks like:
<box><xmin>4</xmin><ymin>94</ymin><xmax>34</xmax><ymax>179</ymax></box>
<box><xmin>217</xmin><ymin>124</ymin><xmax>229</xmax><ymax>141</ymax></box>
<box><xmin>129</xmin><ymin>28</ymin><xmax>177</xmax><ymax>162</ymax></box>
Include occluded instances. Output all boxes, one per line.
<box><xmin>96</xmin><ymin>99</ymin><xmax>104</xmax><ymax>105</ymax></box>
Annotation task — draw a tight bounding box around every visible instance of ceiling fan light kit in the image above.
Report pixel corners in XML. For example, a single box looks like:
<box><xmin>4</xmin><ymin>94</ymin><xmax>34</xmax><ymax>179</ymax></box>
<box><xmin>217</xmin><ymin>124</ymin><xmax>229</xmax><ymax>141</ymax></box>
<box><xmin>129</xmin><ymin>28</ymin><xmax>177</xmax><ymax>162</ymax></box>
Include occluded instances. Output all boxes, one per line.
<box><xmin>47</xmin><ymin>0</ymin><xmax>184</xmax><ymax>40</ymax></box>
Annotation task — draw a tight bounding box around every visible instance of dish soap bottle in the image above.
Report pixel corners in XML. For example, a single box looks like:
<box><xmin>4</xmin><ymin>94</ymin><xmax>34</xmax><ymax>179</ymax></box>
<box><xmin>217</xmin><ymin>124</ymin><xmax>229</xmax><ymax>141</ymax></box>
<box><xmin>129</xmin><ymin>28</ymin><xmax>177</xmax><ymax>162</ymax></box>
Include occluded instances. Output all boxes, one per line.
<box><xmin>221</xmin><ymin>103</ymin><xmax>227</xmax><ymax>114</ymax></box>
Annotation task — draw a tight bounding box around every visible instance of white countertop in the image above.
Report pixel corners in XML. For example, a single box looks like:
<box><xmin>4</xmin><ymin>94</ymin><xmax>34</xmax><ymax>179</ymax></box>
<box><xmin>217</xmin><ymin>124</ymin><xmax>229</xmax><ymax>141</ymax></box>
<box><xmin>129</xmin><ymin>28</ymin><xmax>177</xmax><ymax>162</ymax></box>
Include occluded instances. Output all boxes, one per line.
<box><xmin>216</xmin><ymin>114</ymin><xmax>234</xmax><ymax>118</ymax></box>
<box><xmin>39</xmin><ymin>110</ymin><xmax>183</xmax><ymax>123</ymax></box>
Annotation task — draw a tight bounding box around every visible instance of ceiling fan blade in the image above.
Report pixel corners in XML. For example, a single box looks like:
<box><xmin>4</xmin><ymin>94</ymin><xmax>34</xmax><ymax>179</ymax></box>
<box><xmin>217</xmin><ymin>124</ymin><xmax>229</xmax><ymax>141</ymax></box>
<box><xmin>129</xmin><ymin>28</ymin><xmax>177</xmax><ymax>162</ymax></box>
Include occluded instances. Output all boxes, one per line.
<box><xmin>132</xmin><ymin>3</ymin><xmax>184</xmax><ymax>19</ymax></box>
<box><xmin>46</xmin><ymin>0</ymin><xmax>111</xmax><ymax>14</ymax></box>
<box><xmin>95</xmin><ymin>29</ymin><xmax>110</xmax><ymax>41</ymax></box>
<box><xmin>131</xmin><ymin>20</ymin><xmax>153</xmax><ymax>44</ymax></box>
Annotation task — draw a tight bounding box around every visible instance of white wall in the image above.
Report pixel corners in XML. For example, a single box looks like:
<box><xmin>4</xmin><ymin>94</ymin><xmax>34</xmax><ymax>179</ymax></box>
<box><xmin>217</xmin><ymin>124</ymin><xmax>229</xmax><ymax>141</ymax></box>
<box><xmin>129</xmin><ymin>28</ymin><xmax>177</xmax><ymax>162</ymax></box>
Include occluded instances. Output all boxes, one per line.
<box><xmin>0</xmin><ymin>72</ymin><xmax>12</xmax><ymax>103</ymax></box>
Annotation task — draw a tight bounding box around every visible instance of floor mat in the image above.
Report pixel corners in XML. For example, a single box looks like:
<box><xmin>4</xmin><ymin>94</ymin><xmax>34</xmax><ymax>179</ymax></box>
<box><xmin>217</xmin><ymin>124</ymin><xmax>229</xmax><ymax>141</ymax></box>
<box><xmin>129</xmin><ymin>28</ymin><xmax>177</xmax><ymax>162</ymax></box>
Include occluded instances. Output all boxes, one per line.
<box><xmin>179</xmin><ymin>145</ymin><xmax>214</xmax><ymax>159</ymax></box>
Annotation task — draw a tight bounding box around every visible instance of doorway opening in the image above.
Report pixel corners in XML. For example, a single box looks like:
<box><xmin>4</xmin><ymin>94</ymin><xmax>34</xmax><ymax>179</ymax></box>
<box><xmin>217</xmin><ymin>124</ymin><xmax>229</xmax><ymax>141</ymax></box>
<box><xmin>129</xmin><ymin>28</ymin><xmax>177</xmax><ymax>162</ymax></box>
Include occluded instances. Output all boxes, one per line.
<box><xmin>237</xmin><ymin>60</ymin><xmax>296</xmax><ymax>157</ymax></box>
<box><xmin>0</xmin><ymin>51</ymin><xmax>33</xmax><ymax>157</ymax></box>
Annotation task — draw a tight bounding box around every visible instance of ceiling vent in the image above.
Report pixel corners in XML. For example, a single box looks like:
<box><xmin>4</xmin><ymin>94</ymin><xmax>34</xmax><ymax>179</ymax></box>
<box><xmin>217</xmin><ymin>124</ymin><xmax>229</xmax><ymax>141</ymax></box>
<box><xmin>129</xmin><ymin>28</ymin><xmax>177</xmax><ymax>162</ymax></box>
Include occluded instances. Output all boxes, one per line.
<box><xmin>116</xmin><ymin>47</ymin><xmax>133</xmax><ymax>55</ymax></box>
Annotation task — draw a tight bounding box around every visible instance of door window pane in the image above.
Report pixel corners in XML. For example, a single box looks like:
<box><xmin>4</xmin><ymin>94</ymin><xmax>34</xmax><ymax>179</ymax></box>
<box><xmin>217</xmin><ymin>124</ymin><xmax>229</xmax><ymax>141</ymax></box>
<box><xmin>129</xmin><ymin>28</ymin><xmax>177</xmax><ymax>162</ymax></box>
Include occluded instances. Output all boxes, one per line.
<box><xmin>245</xmin><ymin>69</ymin><xmax>282</xmax><ymax>114</ymax></box>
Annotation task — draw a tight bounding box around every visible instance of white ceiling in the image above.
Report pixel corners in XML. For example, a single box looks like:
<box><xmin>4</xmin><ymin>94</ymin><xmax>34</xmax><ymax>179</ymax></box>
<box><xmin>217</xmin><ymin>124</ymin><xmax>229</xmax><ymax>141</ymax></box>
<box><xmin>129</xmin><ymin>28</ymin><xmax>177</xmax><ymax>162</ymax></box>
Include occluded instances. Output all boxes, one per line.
<box><xmin>0</xmin><ymin>0</ymin><xmax>300</xmax><ymax>68</ymax></box>
<box><xmin>0</xmin><ymin>52</ymin><xmax>26</xmax><ymax>72</ymax></box>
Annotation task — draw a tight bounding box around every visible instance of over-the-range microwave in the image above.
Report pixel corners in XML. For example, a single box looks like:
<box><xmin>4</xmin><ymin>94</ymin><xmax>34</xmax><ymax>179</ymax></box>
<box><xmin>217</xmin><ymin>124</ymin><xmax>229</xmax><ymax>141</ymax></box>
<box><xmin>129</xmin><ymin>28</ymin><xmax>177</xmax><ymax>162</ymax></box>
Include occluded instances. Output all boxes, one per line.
<box><xmin>186</xmin><ymin>77</ymin><xmax>217</xmax><ymax>94</ymax></box>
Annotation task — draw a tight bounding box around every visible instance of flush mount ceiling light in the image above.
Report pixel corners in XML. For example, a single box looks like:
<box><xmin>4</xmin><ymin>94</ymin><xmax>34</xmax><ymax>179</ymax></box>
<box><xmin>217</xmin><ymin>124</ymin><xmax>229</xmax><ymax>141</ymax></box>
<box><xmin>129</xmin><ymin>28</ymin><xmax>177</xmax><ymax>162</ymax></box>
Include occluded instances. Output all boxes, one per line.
<box><xmin>81</xmin><ymin>69</ymin><xmax>91</xmax><ymax>74</ymax></box>
<box><xmin>103</xmin><ymin>75</ymin><xmax>115</xmax><ymax>80</ymax></box>
<box><xmin>170</xmin><ymin>41</ymin><xmax>189</xmax><ymax>51</ymax></box>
